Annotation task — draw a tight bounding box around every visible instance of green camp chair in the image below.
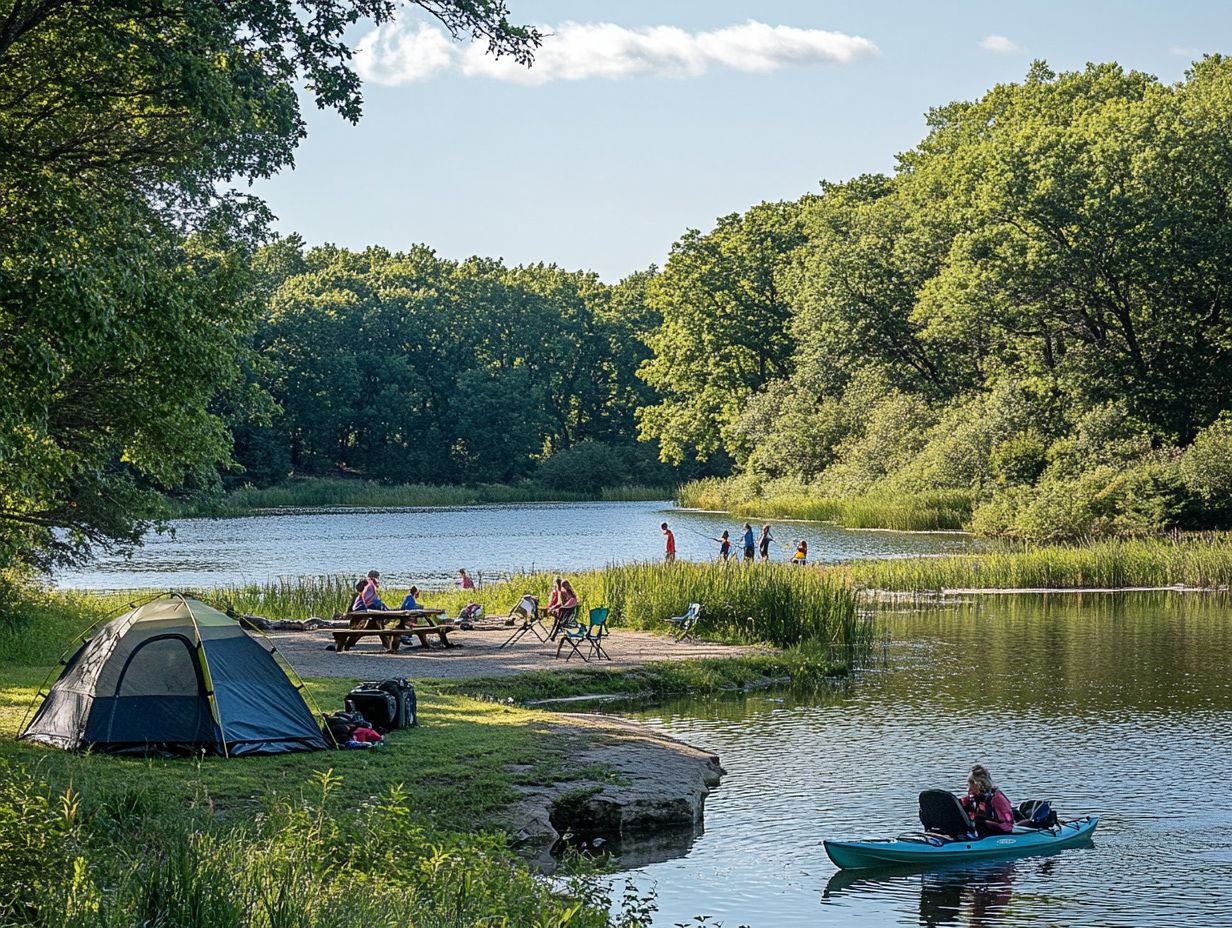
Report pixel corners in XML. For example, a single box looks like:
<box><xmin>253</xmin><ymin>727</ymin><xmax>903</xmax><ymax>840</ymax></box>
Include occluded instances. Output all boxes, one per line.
<box><xmin>555</xmin><ymin>607</ymin><xmax>611</xmax><ymax>662</ymax></box>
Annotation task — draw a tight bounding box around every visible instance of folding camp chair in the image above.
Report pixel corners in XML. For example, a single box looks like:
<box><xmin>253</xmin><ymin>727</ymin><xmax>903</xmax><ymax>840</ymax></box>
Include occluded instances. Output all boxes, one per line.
<box><xmin>546</xmin><ymin>603</ymin><xmax>579</xmax><ymax>641</ymax></box>
<box><xmin>668</xmin><ymin>602</ymin><xmax>702</xmax><ymax>642</ymax></box>
<box><xmin>555</xmin><ymin>607</ymin><xmax>611</xmax><ymax>662</ymax></box>
<box><xmin>500</xmin><ymin>594</ymin><xmax>545</xmax><ymax>648</ymax></box>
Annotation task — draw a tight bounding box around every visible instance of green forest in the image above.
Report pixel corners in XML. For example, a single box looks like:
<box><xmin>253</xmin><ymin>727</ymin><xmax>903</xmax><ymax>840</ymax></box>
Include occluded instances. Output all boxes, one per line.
<box><xmin>4</xmin><ymin>0</ymin><xmax>1232</xmax><ymax>575</ymax></box>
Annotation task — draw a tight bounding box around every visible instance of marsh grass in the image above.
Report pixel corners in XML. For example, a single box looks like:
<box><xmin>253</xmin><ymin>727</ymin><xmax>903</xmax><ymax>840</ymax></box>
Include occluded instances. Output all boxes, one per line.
<box><xmin>3</xmin><ymin>761</ymin><xmax>622</xmax><ymax>928</ymax></box>
<box><xmin>843</xmin><ymin>535</ymin><xmax>1232</xmax><ymax>591</ymax></box>
<box><xmin>246</xmin><ymin>561</ymin><xmax>868</xmax><ymax>652</ymax></box>
<box><xmin>678</xmin><ymin>478</ymin><xmax>972</xmax><ymax>532</ymax></box>
<box><xmin>180</xmin><ymin>478</ymin><xmax>672</xmax><ymax>517</ymax></box>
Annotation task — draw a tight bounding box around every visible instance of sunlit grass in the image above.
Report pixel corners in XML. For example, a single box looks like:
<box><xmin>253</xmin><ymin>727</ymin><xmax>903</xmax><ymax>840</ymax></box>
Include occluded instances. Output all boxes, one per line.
<box><xmin>841</xmin><ymin>535</ymin><xmax>1232</xmax><ymax>591</ymax></box>
<box><xmin>179</xmin><ymin>477</ymin><xmax>673</xmax><ymax>516</ymax></box>
<box><xmin>678</xmin><ymin>478</ymin><xmax>973</xmax><ymax>532</ymax></box>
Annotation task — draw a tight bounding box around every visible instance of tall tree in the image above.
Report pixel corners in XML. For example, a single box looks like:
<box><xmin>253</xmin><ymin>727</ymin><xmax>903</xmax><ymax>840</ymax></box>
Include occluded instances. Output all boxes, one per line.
<box><xmin>637</xmin><ymin>200</ymin><xmax>809</xmax><ymax>464</ymax></box>
<box><xmin>0</xmin><ymin>1</ymin><xmax>541</xmax><ymax>568</ymax></box>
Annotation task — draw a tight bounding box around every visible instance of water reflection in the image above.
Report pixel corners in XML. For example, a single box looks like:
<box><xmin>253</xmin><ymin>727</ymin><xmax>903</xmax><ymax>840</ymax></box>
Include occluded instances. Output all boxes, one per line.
<box><xmin>616</xmin><ymin>593</ymin><xmax>1232</xmax><ymax>926</ymax></box>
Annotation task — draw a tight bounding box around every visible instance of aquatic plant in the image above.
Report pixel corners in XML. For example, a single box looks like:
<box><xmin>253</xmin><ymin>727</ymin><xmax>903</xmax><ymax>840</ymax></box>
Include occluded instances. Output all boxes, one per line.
<box><xmin>179</xmin><ymin>478</ymin><xmax>672</xmax><ymax>517</ymax></box>
<box><xmin>677</xmin><ymin>478</ymin><xmax>972</xmax><ymax>532</ymax></box>
<box><xmin>844</xmin><ymin>535</ymin><xmax>1232</xmax><ymax>591</ymax></box>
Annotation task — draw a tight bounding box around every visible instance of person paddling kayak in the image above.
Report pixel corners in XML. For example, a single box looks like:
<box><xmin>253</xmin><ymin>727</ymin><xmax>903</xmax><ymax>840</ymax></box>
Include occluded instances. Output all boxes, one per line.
<box><xmin>960</xmin><ymin>763</ymin><xmax>1015</xmax><ymax>836</ymax></box>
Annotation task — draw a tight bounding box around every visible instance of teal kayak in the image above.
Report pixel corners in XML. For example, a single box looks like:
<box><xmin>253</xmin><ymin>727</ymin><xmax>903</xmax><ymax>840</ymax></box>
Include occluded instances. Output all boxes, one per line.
<box><xmin>824</xmin><ymin>816</ymin><xmax>1098</xmax><ymax>870</ymax></box>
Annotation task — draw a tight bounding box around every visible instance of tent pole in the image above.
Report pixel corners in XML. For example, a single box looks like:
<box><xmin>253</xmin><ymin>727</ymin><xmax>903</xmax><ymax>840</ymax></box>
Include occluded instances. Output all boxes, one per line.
<box><xmin>178</xmin><ymin>592</ymin><xmax>230</xmax><ymax>759</ymax></box>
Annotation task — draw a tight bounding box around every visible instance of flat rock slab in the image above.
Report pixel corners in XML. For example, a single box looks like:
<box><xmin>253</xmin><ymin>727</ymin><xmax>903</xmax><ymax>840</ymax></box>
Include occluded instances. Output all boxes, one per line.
<box><xmin>268</xmin><ymin>627</ymin><xmax>763</xmax><ymax>681</ymax></box>
<box><xmin>502</xmin><ymin>713</ymin><xmax>725</xmax><ymax>870</ymax></box>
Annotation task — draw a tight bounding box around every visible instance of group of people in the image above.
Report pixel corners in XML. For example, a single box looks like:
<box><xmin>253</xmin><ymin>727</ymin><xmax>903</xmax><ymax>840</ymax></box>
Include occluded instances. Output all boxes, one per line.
<box><xmin>659</xmin><ymin>522</ymin><xmax>809</xmax><ymax>565</ymax></box>
<box><xmin>349</xmin><ymin>567</ymin><xmax>476</xmax><ymax>612</ymax></box>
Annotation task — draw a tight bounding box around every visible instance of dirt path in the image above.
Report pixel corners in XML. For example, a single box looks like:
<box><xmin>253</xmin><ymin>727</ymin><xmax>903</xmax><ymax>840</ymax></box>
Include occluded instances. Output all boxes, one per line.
<box><xmin>269</xmin><ymin>625</ymin><xmax>762</xmax><ymax>680</ymax></box>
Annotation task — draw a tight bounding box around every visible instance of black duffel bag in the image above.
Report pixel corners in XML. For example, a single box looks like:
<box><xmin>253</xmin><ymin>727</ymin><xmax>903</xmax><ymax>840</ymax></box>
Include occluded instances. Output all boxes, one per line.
<box><xmin>374</xmin><ymin>677</ymin><xmax>417</xmax><ymax>728</ymax></box>
<box><xmin>345</xmin><ymin>685</ymin><xmax>398</xmax><ymax>732</ymax></box>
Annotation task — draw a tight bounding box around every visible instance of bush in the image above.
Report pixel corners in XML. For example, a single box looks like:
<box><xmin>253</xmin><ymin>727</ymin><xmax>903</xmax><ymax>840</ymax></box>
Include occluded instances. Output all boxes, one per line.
<box><xmin>536</xmin><ymin>441</ymin><xmax>629</xmax><ymax>495</ymax></box>
<box><xmin>1179</xmin><ymin>414</ymin><xmax>1232</xmax><ymax>511</ymax></box>
<box><xmin>0</xmin><ymin>762</ymin><xmax>81</xmax><ymax>926</ymax></box>
<box><xmin>971</xmin><ymin>462</ymin><xmax>1183</xmax><ymax>542</ymax></box>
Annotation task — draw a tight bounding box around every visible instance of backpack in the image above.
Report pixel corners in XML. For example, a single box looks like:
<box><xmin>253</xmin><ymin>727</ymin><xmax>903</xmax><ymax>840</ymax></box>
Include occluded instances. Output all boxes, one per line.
<box><xmin>322</xmin><ymin>709</ymin><xmax>367</xmax><ymax>747</ymax></box>
<box><xmin>1015</xmin><ymin>799</ymin><xmax>1057</xmax><ymax>828</ymax></box>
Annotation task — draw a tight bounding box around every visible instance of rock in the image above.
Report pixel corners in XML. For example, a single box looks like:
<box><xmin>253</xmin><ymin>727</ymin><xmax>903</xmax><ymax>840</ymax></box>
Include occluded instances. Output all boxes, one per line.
<box><xmin>503</xmin><ymin>714</ymin><xmax>724</xmax><ymax>871</ymax></box>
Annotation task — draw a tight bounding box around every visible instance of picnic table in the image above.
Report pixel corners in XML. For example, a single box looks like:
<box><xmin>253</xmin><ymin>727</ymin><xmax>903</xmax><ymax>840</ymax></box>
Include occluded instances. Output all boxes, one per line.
<box><xmin>334</xmin><ymin>609</ymin><xmax>456</xmax><ymax>652</ymax></box>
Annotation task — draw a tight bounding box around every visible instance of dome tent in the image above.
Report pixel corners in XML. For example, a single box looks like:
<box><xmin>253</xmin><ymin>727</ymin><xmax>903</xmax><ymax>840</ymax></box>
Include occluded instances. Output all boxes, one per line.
<box><xmin>20</xmin><ymin>594</ymin><xmax>327</xmax><ymax>756</ymax></box>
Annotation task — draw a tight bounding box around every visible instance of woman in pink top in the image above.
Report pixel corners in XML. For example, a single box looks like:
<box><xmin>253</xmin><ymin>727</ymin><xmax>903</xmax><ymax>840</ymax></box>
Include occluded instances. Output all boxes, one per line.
<box><xmin>457</xmin><ymin>568</ymin><xmax>475</xmax><ymax>590</ymax></box>
<box><xmin>960</xmin><ymin>764</ymin><xmax>1015</xmax><ymax>836</ymax></box>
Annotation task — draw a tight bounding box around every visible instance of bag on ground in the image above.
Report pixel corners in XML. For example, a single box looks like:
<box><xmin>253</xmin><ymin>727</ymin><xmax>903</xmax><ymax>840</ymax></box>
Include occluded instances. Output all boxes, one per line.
<box><xmin>374</xmin><ymin>677</ymin><xmax>417</xmax><ymax>728</ymax></box>
<box><xmin>345</xmin><ymin>685</ymin><xmax>398</xmax><ymax>732</ymax></box>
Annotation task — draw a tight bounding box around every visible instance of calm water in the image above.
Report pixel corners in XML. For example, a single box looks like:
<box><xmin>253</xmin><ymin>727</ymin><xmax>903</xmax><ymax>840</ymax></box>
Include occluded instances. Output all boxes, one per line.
<box><xmin>616</xmin><ymin>592</ymin><xmax>1232</xmax><ymax>927</ymax></box>
<box><xmin>51</xmin><ymin>500</ymin><xmax>977</xmax><ymax>590</ymax></box>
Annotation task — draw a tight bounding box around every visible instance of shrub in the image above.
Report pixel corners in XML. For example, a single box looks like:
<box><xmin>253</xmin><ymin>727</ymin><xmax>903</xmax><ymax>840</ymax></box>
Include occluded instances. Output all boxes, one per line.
<box><xmin>1179</xmin><ymin>414</ymin><xmax>1232</xmax><ymax>511</ymax></box>
<box><xmin>536</xmin><ymin>441</ymin><xmax>629</xmax><ymax>495</ymax></box>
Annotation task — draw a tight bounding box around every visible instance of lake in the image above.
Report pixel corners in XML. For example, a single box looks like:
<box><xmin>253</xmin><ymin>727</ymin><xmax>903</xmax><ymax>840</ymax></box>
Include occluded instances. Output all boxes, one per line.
<box><xmin>52</xmin><ymin>500</ymin><xmax>978</xmax><ymax>590</ymax></box>
<box><xmin>615</xmin><ymin>591</ymin><xmax>1232</xmax><ymax>927</ymax></box>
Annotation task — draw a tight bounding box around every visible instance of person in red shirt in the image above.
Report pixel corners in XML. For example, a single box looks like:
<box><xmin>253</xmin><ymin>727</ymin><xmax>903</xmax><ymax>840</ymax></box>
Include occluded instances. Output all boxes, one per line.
<box><xmin>661</xmin><ymin>522</ymin><xmax>676</xmax><ymax>563</ymax></box>
<box><xmin>960</xmin><ymin>764</ymin><xmax>1015</xmax><ymax>836</ymax></box>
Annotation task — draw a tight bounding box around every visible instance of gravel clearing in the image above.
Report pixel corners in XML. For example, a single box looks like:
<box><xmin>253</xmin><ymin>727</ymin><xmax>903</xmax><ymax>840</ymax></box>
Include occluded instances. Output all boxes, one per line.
<box><xmin>268</xmin><ymin>625</ymin><xmax>762</xmax><ymax>680</ymax></box>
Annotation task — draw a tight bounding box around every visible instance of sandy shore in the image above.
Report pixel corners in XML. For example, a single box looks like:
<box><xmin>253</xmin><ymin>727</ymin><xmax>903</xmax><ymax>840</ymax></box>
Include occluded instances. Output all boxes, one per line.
<box><xmin>269</xmin><ymin>625</ymin><xmax>762</xmax><ymax>680</ymax></box>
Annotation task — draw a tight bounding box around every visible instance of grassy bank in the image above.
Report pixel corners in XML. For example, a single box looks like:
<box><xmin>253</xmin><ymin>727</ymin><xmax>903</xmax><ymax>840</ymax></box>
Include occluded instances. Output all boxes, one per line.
<box><xmin>0</xmin><ymin>586</ymin><xmax>852</xmax><ymax>927</ymax></box>
<box><xmin>206</xmin><ymin>562</ymin><xmax>867</xmax><ymax>652</ymax></box>
<box><xmin>843</xmin><ymin>535</ymin><xmax>1232</xmax><ymax>591</ymax></box>
<box><xmin>180</xmin><ymin>478</ymin><xmax>673</xmax><ymax>517</ymax></box>
<box><xmin>677</xmin><ymin>477</ymin><xmax>973</xmax><ymax>532</ymax></box>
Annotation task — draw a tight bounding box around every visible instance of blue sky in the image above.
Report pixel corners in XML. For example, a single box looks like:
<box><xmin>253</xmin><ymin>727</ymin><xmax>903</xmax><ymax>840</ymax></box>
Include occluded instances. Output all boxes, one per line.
<box><xmin>251</xmin><ymin>1</ymin><xmax>1231</xmax><ymax>280</ymax></box>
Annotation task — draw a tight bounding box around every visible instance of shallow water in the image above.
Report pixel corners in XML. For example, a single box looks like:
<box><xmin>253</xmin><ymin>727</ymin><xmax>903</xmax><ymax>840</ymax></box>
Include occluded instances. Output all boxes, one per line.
<box><xmin>616</xmin><ymin>591</ymin><xmax>1232</xmax><ymax>927</ymax></box>
<box><xmin>51</xmin><ymin>500</ymin><xmax>977</xmax><ymax>590</ymax></box>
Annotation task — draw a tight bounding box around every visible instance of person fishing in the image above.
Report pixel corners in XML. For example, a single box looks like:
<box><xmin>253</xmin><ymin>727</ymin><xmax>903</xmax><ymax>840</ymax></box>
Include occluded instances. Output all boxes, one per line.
<box><xmin>960</xmin><ymin>764</ymin><xmax>1015</xmax><ymax>837</ymax></box>
<box><xmin>741</xmin><ymin>523</ymin><xmax>756</xmax><ymax>562</ymax></box>
<box><xmin>717</xmin><ymin>530</ymin><xmax>732</xmax><ymax>562</ymax></box>
<box><xmin>791</xmin><ymin>539</ymin><xmax>808</xmax><ymax>566</ymax></box>
<box><xmin>758</xmin><ymin>524</ymin><xmax>774</xmax><ymax>561</ymax></box>
<box><xmin>661</xmin><ymin>522</ymin><xmax>676</xmax><ymax>563</ymax></box>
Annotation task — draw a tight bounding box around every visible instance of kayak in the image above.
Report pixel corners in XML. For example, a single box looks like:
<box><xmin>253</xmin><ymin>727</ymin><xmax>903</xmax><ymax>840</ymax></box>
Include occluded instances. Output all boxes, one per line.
<box><xmin>824</xmin><ymin>816</ymin><xmax>1098</xmax><ymax>870</ymax></box>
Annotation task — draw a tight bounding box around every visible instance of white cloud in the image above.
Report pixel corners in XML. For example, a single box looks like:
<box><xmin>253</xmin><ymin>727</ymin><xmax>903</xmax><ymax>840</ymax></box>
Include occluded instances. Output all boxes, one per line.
<box><xmin>1169</xmin><ymin>45</ymin><xmax>1202</xmax><ymax>58</ymax></box>
<box><xmin>979</xmin><ymin>35</ymin><xmax>1022</xmax><ymax>54</ymax></box>
<box><xmin>356</xmin><ymin>19</ymin><xmax>878</xmax><ymax>85</ymax></box>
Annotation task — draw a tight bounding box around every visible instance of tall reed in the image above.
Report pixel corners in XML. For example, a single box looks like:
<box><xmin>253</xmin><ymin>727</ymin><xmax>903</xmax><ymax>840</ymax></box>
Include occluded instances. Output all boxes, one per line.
<box><xmin>844</xmin><ymin>535</ymin><xmax>1232</xmax><ymax>591</ymax></box>
<box><xmin>180</xmin><ymin>478</ymin><xmax>673</xmax><ymax>517</ymax></box>
<box><xmin>677</xmin><ymin>478</ymin><xmax>972</xmax><ymax>532</ymax></box>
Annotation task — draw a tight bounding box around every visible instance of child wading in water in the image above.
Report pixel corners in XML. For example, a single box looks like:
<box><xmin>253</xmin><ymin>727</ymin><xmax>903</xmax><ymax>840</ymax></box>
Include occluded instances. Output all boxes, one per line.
<box><xmin>792</xmin><ymin>539</ymin><xmax>808</xmax><ymax>566</ymax></box>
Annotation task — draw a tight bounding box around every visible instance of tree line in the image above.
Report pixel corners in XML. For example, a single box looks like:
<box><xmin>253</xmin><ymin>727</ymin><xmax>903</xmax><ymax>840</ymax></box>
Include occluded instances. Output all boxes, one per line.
<box><xmin>5</xmin><ymin>0</ymin><xmax>1232</xmax><ymax>574</ymax></box>
<box><xmin>642</xmin><ymin>59</ymin><xmax>1232</xmax><ymax>540</ymax></box>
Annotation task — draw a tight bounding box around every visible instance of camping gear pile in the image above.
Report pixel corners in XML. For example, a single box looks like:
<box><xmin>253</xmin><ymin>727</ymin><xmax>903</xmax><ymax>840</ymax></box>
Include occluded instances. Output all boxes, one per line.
<box><xmin>323</xmin><ymin>677</ymin><xmax>417</xmax><ymax>748</ymax></box>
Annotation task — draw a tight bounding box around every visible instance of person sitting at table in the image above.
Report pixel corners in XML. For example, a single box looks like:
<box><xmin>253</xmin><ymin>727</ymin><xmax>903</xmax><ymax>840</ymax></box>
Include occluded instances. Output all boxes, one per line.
<box><xmin>349</xmin><ymin>579</ymin><xmax>369</xmax><ymax>611</ymax></box>
<box><xmin>400</xmin><ymin>586</ymin><xmax>424</xmax><ymax>611</ymax></box>
<box><xmin>359</xmin><ymin>570</ymin><xmax>389</xmax><ymax>610</ymax></box>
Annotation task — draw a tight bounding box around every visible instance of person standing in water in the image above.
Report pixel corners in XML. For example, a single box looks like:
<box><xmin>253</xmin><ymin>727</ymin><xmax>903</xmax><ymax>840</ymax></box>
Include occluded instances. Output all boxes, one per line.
<box><xmin>661</xmin><ymin>522</ymin><xmax>676</xmax><ymax>563</ymax></box>
<box><xmin>457</xmin><ymin>568</ymin><xmax>475</xmax><ymax>590</ymax></box>
<box><xmin>758</xmin><ymin>524</ymin><xmax>774</xmax><ymax>561</ymax></box>
<box><xmin>741</xmin><ymin>523</ymin><xmax>756</xmax><ymax>562</ymax></box>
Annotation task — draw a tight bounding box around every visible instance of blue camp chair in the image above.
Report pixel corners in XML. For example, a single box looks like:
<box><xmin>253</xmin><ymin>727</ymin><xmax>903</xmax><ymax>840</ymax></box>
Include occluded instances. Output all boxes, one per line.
<box><xmin>555</xmin><ymin>607</ymin><xmax>611</xmax><ymax>662</ymax></box>
<box><xmin>668</xmin><ymin>602</ymin><xmax>702</xmax><ymax>642</ymax></box>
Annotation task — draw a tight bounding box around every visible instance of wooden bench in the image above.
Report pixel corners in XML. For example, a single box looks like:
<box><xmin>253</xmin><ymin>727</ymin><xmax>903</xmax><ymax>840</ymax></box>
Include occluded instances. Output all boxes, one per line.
<box><xmin>333</xmin><ymin>625</ymin><xmax>455</xmax><ymax>652</ymax></box>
